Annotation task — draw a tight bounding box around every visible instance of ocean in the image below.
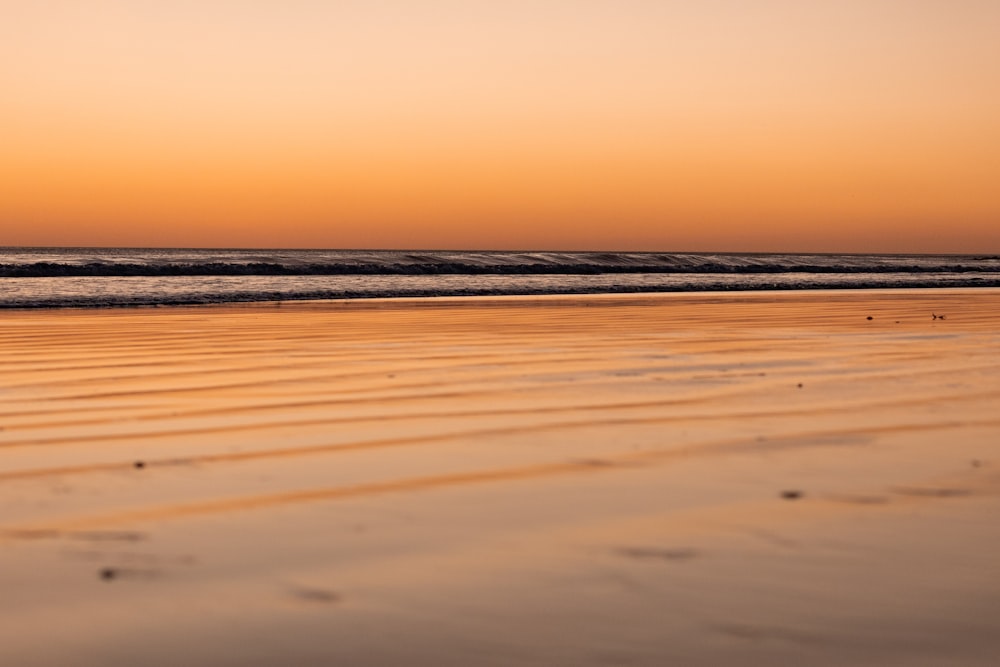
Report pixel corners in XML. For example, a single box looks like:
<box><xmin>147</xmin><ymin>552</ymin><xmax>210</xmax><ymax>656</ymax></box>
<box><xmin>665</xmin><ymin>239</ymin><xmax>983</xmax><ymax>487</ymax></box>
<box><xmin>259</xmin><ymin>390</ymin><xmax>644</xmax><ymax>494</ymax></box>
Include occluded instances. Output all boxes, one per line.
<box><xmin>1</xmin><ymin>247</ymin><xmax>999</xmax><ymax>308</ymax></box>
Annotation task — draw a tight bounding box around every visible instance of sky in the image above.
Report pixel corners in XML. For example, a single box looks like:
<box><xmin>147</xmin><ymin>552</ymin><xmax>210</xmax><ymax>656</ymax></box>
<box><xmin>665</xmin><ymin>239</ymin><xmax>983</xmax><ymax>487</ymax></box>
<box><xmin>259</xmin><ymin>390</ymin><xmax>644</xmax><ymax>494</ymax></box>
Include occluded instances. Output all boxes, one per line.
<box><xmin>1</xmin><ymin>0</ymin><xmax>998</xmax><ymax>252</ymax></box>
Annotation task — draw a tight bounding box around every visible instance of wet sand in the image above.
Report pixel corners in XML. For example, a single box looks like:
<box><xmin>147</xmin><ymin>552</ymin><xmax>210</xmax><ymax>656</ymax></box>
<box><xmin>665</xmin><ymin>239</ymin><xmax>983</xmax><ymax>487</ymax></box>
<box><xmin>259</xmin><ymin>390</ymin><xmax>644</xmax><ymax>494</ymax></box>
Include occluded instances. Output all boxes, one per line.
<box><xmin>1</xmin><ymin>289</ymin><xmax>999</xmax><ymax>666</ymax></box>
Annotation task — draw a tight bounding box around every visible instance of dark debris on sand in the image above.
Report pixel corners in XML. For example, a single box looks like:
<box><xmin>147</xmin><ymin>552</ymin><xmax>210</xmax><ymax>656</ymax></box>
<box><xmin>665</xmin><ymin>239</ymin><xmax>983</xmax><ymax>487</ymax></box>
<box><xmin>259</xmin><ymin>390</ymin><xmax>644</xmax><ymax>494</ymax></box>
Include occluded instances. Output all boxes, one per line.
<box><xmin>290</xmin><ymin>587</ymin><xmax>341</xmax><ymax>604</ymax></box>
<box><xmin>97</xmin><ymin>566</ymin><xmax>161</xmax><ymax>581</ymax></box>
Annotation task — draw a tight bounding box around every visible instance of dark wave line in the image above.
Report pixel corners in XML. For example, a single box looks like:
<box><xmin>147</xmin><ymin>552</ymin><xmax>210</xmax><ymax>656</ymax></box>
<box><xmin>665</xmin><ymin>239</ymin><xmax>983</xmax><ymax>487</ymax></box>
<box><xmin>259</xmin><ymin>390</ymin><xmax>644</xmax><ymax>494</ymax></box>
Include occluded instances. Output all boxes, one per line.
<box><xmin>2</xmin><ymin>260</ymin><xmax>999</xmax><ymax>278</ymax></box>
<box><xmin>5</xmin><ymin>279</ymin><xmax>1000</xmax><ymax>309</ymax></box>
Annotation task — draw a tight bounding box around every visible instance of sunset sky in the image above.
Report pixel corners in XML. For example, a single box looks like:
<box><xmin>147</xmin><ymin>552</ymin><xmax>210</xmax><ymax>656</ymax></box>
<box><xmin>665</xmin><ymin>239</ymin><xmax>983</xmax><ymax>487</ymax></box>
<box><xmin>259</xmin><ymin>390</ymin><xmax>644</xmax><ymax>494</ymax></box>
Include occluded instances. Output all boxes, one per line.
<box><xmin>2</xmin><ymin>1</ymin><xmax>998</xmax><ymax>252</ymax></box>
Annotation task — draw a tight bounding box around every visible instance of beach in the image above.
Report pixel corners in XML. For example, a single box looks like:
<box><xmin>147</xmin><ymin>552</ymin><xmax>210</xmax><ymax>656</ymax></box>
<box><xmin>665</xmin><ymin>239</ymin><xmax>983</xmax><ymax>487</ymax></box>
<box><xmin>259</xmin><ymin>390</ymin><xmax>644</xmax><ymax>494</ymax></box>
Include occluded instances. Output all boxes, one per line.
<box><xmin>2</xmin><ymin>289</ymin><xmax>999</xmax><ymax>666</ymax></box>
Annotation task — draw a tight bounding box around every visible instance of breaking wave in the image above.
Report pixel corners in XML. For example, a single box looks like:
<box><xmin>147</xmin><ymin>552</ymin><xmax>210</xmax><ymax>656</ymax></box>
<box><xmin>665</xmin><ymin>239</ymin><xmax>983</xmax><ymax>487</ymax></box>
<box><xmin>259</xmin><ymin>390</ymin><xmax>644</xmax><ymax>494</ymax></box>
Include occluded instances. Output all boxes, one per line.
<box><xmin>2</xmin><ymin>248</ymin><xmax>998</xmax><ymax>277</ymax></box>
<box><xmin>2</xmin><ymin>248</ymin><xmax>999</xmax><ymax>308</ymax></box>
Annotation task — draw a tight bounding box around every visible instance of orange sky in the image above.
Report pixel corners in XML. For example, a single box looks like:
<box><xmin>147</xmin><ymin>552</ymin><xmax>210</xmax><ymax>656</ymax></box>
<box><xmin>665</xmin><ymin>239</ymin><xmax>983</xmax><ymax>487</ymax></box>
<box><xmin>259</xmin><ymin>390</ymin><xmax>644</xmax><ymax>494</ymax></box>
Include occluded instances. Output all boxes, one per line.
<box><xmin>2</xmin><ymin>1</ymin><xmax>998</xmax><ymax>252</ymax></box>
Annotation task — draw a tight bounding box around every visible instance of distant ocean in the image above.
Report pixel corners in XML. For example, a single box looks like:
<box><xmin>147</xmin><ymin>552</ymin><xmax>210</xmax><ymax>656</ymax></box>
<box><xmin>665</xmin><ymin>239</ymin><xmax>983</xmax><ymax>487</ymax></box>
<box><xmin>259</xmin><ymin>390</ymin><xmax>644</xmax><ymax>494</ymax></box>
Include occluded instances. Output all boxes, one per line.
<box><xmin>2</xmin><ymin>247</ymin><xmax>999</xmax><ymax>308</ymax></box>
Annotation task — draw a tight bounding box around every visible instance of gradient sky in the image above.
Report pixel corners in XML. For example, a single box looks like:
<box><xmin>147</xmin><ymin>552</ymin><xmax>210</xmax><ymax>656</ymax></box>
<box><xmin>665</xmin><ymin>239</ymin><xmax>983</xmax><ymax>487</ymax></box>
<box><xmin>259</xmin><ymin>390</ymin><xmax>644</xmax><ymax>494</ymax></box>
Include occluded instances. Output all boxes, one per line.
<box><xmin>2</xmin><ymin>0</ymin><xmax>998</xmax><ymax>252</ymax></box>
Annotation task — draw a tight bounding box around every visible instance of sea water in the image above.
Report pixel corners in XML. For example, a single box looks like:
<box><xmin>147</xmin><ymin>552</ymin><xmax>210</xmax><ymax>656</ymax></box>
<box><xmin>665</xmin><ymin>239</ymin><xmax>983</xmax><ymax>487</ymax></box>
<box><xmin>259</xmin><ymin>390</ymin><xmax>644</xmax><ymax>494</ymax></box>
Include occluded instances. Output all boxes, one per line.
<box><xmin>1</xmin><ymin>247</ymin><xmax>998</xmax><ymax>308</ymax></box>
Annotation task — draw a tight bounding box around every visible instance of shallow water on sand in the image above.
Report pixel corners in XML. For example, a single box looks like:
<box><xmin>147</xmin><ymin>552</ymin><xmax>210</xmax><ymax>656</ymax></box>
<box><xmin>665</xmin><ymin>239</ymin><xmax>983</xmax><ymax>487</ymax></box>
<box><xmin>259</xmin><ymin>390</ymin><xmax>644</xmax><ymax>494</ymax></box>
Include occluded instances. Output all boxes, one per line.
<box><xmin>1</xmin><ymin>290</ymin><xmax>999</xmax><ymax>666</ymax></box>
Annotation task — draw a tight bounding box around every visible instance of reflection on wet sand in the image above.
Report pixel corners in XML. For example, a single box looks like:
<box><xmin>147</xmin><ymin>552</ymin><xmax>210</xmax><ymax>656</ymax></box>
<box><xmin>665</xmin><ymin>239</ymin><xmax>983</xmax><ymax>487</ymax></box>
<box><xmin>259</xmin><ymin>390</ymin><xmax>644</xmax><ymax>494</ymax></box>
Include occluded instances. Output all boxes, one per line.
<box><xmin>1</xmin><ymin>290</ymin><xmax>999</xmax><ymax>666</ymax></box>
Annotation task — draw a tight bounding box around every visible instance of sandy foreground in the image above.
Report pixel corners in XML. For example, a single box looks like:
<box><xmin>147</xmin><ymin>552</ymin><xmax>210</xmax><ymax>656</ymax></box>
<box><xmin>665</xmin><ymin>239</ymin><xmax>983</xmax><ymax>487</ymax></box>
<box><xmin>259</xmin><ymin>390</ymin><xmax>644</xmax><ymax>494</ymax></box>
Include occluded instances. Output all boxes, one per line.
<box><xmin>1</xmin><ymin>289</ymin><xmax>999</xmax><ymax>666</ymax></box>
